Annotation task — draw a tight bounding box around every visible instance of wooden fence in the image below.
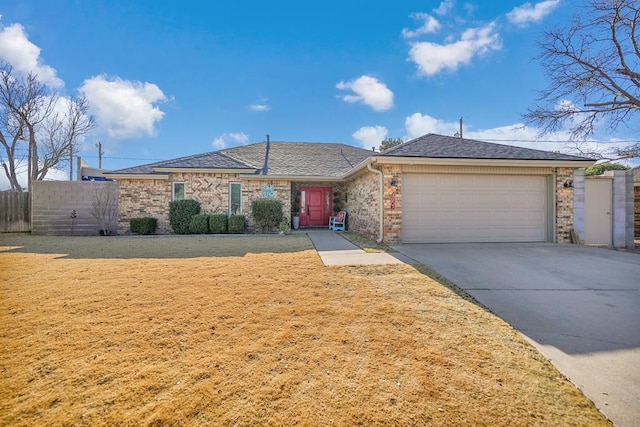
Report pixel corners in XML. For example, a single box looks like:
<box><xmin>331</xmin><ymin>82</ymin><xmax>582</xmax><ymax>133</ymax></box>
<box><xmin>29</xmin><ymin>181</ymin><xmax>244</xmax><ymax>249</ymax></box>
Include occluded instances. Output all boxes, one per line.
<box><xmin>0</xmin><ymin>191</ymin><xmax>30</xmax><ymax>232</ymax></box>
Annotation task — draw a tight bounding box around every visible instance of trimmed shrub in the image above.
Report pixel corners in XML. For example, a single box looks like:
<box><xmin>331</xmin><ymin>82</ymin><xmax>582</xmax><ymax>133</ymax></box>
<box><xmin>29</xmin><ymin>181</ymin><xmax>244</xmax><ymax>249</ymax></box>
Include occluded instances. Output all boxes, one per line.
<box><xmin>228</xmin><ymin>214</ymin><xmax>246</xmax><ymax>234</ymax></box>
<box><xmin>130</xmin><ymin>217</ymin><xmax>157</xmax><ymax>235</ymax></box>
<box><xmin>189</xmin><ymin>214</ymin><xmax>209</xmax><ymax>234</ymax></box>
<box><xmin>169</xmin><ymin>199</ymin><xmax>201</xmax><ymax>234</ymax></box>
<box><xmin>251</xmin><ymin>199</ymin><xmax>283</xmax><ymax>232</ymax></box>
<box><xmin>209</xmin><ymin>214</ymin><xmax>228</xmax><ymax>234</ymax></box>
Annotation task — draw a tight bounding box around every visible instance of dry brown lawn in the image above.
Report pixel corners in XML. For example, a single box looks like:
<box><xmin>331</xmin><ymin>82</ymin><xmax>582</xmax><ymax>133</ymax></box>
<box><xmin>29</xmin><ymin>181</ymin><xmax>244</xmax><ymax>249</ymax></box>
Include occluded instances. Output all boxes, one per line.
<box><xmin>0</xmin><ymin>233</ymin><xmax>610</xmax><ymax>426</ymax></box>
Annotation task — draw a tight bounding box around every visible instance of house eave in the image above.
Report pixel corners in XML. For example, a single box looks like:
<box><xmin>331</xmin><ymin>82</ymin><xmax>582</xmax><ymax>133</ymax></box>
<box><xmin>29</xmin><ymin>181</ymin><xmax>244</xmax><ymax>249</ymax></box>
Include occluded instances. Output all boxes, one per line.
<box><xmin>238</xmin><ymin>174</ymin><xmax>345</xmax><ymax>182</ymax></box>
<box><xmin>153</xmin><ymin>167</ymin><xmax>257</xmax><ymax>174</ymax></box>
<box><xmin>373</xmin><ymin>156</ymin><xmax>595</xmax><ymax>168</ymax></box>
<box><xmin>103</xmin><ymin>173</ymin><xmax>169</xmax><ymax>180</ymax></box>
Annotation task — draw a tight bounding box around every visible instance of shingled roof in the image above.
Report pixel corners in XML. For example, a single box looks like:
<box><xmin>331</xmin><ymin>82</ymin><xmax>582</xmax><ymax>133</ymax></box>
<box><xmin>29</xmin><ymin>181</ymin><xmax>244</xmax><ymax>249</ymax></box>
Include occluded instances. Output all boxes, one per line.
<box><xmin>109</xmin><ymin>141</ymin><xmax>374</xmax><ymax>177</ymax></box>
<box><xmin>382</xmin><ymin>133</ymin><xmax>593</xmax><ymax>161</ymax></box>
<box><xmin>108</xmin><ymin>134</ymin><xmax>592</xmax><ymax>177</ymax></box>
<box><xmin>222</xmin><ymin>142</ymin><xmax>373</xmax><ymax>177</ymax></box>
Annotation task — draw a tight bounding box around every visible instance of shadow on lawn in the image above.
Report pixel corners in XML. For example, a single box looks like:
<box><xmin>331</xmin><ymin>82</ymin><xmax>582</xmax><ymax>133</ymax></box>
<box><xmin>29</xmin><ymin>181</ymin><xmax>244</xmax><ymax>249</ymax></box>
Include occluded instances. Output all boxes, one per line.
<box><xmin>0</xmin><ymin>233</ymin><xmax>315</xmax><ymax>259</ymax></box>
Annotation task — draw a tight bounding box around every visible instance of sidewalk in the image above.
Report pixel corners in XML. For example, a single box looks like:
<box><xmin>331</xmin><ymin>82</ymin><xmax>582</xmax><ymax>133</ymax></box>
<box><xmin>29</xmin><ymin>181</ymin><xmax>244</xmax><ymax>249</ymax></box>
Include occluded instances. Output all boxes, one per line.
<box><xmin>306</xmin><ymin>231</ymin><xmax>408</xmax><ymax>266</ymax></box>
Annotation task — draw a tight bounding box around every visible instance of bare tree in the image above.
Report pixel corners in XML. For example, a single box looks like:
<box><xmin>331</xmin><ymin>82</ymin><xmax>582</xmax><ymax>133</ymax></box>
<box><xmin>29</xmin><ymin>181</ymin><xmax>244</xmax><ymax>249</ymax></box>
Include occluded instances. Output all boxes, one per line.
<box><xmin>0</xmin><ymin>61</ymin><xmax>94</xmax><ymax>191</ymax></box>
<box><xmin>90</xmin><ymin>183</ymin><xmax>118</xmax><ymax>236</ymax></box>
<box><xmin>525</xmin><ymin>0</ymin><xmax>640</xmax><ymax>160</ymax></box>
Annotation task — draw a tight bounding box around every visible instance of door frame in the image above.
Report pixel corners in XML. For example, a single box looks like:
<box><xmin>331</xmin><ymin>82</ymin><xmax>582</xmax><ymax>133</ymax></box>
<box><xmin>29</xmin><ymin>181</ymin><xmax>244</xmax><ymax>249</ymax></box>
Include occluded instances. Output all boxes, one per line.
<box><xmin>299</xmin><ymin>186</ymin><xmax>332</xmax><ymax>227</ymax></box>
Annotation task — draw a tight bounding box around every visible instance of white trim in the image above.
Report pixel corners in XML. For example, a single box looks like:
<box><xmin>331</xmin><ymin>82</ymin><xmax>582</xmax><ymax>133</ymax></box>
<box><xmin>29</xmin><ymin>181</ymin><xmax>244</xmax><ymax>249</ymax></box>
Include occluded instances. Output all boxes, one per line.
<box><xmin>238</xmin><ymin>174</ymin><xmax>342</xmax><ymax>182</ymax></box>
<box><xmin>103</xmin><ymin>173</ymin><xmax>169</xmax><ymax>180</ymax></box>
<box><xmin>374</xmin><ymin>156</ymin><xmax>595</xmax><ymax>168</ymax></box>
<box><xmin>154</xmin><ymin>167</ymin><xmax>256</xmax><ymax>174</ymax></box>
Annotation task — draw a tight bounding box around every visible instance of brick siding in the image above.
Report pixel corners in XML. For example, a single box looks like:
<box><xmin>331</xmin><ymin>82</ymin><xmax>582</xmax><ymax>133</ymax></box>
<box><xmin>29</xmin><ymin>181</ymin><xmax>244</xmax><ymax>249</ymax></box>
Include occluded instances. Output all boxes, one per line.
<box><xmin>381</xmin><ymin>164</ymin><xmax>403</xmax><ymax>244</ymax></box>
<box><xmin>345</xmin><ymin>171</ymin><xmax>380</xmax><ymax>240</ymax></box>
<box><xmin>117</xmin><ymin>165</ymin><xmax>581</xmax><ymax>243</ymax></box>
<box><xmin>555</xmin><ymin>168</ymin><xmax>574</xmax><ymax>243</ymax></box>
<box><xmin>117</xmin><ymin>174</ymin><xmax>292</xmax><ymax>234</ymax></box>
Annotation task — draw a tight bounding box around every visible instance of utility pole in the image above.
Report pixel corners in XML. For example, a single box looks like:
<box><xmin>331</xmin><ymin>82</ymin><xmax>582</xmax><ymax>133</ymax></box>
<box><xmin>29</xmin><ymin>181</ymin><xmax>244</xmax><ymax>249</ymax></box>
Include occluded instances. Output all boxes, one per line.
<box><xmin>96</xmin><ymin>141</ymin><xmax>104</xmax><ymax>169</ymax></box>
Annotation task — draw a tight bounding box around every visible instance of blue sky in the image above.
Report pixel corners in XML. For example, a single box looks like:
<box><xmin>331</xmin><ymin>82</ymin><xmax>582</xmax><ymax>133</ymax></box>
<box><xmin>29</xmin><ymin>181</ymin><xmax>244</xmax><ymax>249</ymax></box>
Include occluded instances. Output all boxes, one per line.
<box><xmin>0</xmin><ymin>0</ymin><xmax>634</xmax><ymax>187</ymax></box>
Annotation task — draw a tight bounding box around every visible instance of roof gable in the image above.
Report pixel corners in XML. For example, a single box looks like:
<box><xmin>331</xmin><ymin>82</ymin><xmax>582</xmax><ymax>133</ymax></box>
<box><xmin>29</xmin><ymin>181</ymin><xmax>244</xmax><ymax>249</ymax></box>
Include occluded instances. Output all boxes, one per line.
<box><xmin>109</xmin><ymin>150</ymin><xmax>255</xmax><ymax>174</ymax></box>
<box><xmin>222</xmin><ymin>142</ymin><xmax>373</xmax><ymax>177</ymax></box>
<box><xmin>382</xmin><ymin>133</ymin><xmax>593</xmax><ymax>161</ymax></box>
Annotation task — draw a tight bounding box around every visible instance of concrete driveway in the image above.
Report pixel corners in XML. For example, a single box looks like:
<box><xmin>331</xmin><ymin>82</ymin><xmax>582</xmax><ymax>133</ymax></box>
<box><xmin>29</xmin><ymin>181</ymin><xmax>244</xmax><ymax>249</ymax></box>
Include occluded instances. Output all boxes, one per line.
<box><xmin>392</xmin><ymin>243</ymin><xmax>640</xmax><ymax>427</ymax></box>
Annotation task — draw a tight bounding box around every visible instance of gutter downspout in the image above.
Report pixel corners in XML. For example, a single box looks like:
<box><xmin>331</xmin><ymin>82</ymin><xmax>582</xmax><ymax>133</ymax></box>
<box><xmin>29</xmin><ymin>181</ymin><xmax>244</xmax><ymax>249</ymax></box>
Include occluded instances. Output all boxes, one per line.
<box><xmin>367</xmin><ymin>161</ymin><xmax>384</xmax><ymax>243</ymax></box>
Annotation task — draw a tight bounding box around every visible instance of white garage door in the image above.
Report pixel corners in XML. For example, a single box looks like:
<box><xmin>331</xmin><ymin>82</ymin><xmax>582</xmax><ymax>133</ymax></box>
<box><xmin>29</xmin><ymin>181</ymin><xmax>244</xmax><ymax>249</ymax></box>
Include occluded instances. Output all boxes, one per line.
<box><xmin>403</xmin><ymin>174</ymin><xmax>549</xmax><ymax>243</ymax></box>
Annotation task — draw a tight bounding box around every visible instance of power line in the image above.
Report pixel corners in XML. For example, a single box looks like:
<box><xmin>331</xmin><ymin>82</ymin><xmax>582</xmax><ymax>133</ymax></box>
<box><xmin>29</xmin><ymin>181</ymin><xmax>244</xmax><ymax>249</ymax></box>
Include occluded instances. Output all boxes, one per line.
<box><xmin>80</xmin><ymin>155</ymin><xmax>165</xmax><ymax>161</ymax></box>
<box><xmin>476</xmin><ymin>138</ymin><xmax>640</xmax><ymax>144</ymax></box>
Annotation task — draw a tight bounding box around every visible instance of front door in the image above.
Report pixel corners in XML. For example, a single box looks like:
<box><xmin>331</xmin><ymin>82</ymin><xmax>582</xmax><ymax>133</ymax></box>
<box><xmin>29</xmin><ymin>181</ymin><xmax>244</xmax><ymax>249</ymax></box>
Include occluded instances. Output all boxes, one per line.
<box><xmin>585</xmin><ymin>178</ymin><xmax>612</xmax><ymax>245</ymax></box>
<box><xmin>300</xmin><ymin>186</ymin><xmax>332</xmax><ymax>226</ymax></box>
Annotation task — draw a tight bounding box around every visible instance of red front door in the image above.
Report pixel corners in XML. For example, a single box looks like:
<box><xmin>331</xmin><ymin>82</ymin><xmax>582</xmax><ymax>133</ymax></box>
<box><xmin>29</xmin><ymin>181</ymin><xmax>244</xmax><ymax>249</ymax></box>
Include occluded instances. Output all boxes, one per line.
<box><xmin>300</xmin><ymin>187</ymin><xmax>332</xmax><ymax>226</ymax></box>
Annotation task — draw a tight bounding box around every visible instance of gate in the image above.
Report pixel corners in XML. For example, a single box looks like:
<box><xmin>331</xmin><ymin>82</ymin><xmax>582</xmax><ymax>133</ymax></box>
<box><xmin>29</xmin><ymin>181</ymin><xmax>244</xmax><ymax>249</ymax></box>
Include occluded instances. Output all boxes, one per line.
<box><xmin>0</xmin><ymin>191</ymin><xmax>30</xmax><ymax>232</ymax></box>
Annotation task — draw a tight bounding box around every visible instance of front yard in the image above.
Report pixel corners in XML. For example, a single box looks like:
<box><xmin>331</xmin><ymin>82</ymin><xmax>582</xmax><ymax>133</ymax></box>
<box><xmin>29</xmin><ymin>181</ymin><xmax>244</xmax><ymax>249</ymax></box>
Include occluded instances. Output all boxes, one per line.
<box><xmin>0</xmin><ymin>234</ymin><xmax>610</xmax><ymax>426</ymax></box>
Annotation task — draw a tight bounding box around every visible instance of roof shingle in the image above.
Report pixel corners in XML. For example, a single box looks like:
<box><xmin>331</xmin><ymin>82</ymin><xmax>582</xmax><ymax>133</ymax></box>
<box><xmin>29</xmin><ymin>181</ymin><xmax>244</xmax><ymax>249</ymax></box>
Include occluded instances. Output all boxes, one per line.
<box><xmin>382</xmin><ymin>133</ymin><xmax>593</xmax><ymax>161</ymax></box>
<box><xmin>108</xmin><ymin>134</ymin><xmax>592</xmax><ymax>176</ymax></box>
<box><xmin>108</xmin><ymin>150</ymin><xmax>255</xmax><ymax>174</ymax></box>
<box><xmin>222</xmin><ymin>142</ymin><xmax>373</xmax><ymax>177</ymax></box>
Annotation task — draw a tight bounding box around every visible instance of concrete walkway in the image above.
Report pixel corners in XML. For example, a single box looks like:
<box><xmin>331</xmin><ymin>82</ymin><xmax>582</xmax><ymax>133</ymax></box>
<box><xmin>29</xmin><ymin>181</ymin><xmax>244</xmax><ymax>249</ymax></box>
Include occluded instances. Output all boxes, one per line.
<box><xmin>306</xmin><ymin>231</ymin><xmax>405</xmax><ymax>266</ymax></box>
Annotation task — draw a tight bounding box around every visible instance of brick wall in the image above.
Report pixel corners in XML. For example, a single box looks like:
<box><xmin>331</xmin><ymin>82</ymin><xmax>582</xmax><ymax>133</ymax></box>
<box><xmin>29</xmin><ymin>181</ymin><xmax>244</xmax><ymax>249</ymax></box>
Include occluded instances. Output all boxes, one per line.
<box><xmin>118</xmin><ymin>179</ymin><xmax>172</xmax><ymax>234</ymax></box>
<box><xmin>555</xmin><ymin>167</ymin><xmax>574</xmax><ymax>243</ymax></box>
<box><xmin>243</xmin><ymin>179</ymin><xmax>291</xmax><ymax>231</ymax></box>
<box><xmin>381</xmin><ymin>164</ymin><xmax>403</xmax><ymax>244</ymax></box>
<box><xmin>117</xmin><ymin>174</ymin><xmax>292</xmax><ymax>234</ymax></box>
<box><xmin>345</xmin><ymin>171</ymin><xmax>379</xmax><ymax>240</ymax></box>
<box><xmin>31</xmin><ymin>181</ymin><xmax>118</xmax><ymax>235</ymax></box>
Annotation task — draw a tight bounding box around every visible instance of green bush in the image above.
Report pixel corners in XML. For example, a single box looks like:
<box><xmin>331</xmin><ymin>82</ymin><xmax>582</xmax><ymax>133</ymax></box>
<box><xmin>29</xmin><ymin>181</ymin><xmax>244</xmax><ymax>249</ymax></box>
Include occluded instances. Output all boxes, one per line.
<box><xmin>584</xmin><ymin>162</ymin><xmax>629</xmax><ymax>176</ymax></box>
<box><xmin>189</xmin><ymin>214</ymin><xmax>209</xmax><ymax>234</ymax></box>
<box><xmin>251</xmin><ymin>199</ymin><xmax>283</xmax><ymax>232</ymax></box>
<box><xmin>228</xmin><ymin>214</ymin><xmax>246</xmax><ymax>234</ymax></box>
<box><xmin>209</xmin><ymin>214</ymin><xmax>228</xmax><ymax>234</ymax></box>
<box><xmin>130</xmin><ymin>217</ymin><xmax>157</xmax><ymax>235</ymax></box>
<box><xmin>169</xmin><ymin>199</ymin><xmax>201</xmax><ymax>234</ymax></box>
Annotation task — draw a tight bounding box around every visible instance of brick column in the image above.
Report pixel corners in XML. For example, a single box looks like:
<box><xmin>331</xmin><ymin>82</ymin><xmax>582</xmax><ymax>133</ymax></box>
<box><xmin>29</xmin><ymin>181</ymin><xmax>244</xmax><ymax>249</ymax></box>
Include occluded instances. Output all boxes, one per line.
<box><xmin>555</xmin><ymin>168</ymin><xmax>574</xmax><ymax>243</ymax></box>
<box><xmin>382</xmin><ymin>165</ymin><xmax>403</xmax><ymax>244</ymax></box>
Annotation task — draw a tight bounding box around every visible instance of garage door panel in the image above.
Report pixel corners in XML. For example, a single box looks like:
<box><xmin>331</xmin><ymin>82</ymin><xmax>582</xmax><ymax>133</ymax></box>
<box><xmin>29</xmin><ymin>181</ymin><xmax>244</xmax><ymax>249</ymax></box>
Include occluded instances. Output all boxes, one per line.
<box><xmin>403</xmin><ymin>174</ymin><xmax>548</xmax><ymax>243</ymax></box>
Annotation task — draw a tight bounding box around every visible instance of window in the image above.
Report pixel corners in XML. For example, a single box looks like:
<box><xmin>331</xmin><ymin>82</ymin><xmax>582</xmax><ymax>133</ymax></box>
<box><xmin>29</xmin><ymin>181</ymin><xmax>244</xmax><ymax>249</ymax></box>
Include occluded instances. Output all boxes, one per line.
<box><xmin>173</xmin><ymin>182</ymin><xmax>185</xmax><ymax>201</ymax></box>
<box><xmin>230</xmin><ymin>183</ymin><xmax>242</xmax><ymax>215</ymax></box>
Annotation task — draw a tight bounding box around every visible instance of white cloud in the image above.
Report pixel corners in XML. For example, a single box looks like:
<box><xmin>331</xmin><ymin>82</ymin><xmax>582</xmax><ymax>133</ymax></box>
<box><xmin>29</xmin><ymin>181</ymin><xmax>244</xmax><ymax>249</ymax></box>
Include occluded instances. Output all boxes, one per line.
<box><xmin>352</xmin><ymin>126</ymin><xmax>388</xmax><ymax>149</ymax></box>
<box><xmin>434</xmin><ymin>0</ymin><xmax>455</xmax><ymax>15</ymax></box>
<box><xmin>212</xmin><ymin>132</ymin><xmax>249</xmax><ymax>149</ymax></box>
<box><xmin>0</xmin><ymin>20</ymin><xmax>62</xmax><ymax>87</ymax></box>
<box><xmin>405</xmin><ymin>113</ymin><xmax>460</xmax><ymax>139</ymax></box>
<box><xmin>249</xmin><ymin>104</ymin><xmax>270</xmax><ymax>111</ymax></box>
<box><xmin>80</xmin><ymin>75</ymin><xmax>167</xmax><ymax>140</ymax></box>
<box><xmin>336</xmin><ymin>75</ymin><xmax>394</xmax><ymax>112</ymax></box>
<box><xmin>463</xmin><ymin>3</ymin><xmax>477</xmax><ymax>15</ymax></box>
<box><xmin>402</xmin><ymin>13</ymin><xmax>441</xmax><ymax>38</ymax></box>
<box><xmin>506</xmin><ymin>0</ymin><xmax>560</xmax><ymax>27</ymax></box>
<box><xmin>408</xmin><ymin>23</ymin><xmax>501</xmax><ymax>76</ymax></box>
<box><xmin>249</xmin><ymin>98</ymin><xmax>271</xmax><ymax>111</ymax></box>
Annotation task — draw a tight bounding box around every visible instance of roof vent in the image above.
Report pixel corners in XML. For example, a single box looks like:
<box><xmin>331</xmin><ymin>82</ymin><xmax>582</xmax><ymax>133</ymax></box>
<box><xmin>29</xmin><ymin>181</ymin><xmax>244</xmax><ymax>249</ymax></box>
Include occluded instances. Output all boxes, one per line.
<box><xmin>453</xmin><ymin>117</ymin><xmax>463</xmax><ymax>139</ymax></box>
